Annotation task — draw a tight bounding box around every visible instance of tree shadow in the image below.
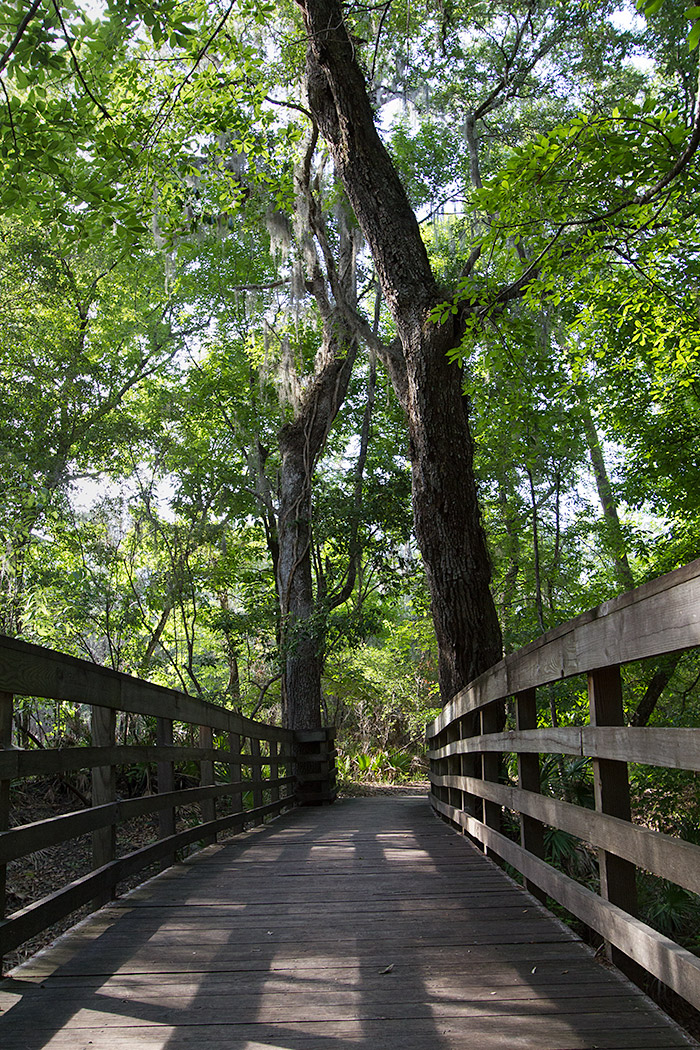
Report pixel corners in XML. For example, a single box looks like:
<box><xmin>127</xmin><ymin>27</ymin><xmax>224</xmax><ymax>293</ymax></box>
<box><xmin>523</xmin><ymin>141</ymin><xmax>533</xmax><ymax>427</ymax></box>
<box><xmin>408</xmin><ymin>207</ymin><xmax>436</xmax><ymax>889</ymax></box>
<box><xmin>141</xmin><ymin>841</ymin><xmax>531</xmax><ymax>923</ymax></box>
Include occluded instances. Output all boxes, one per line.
<box><xmin>0</xmin><ymin>796</ymin><xmax>689</xmax><ymax>1049</ymax></box>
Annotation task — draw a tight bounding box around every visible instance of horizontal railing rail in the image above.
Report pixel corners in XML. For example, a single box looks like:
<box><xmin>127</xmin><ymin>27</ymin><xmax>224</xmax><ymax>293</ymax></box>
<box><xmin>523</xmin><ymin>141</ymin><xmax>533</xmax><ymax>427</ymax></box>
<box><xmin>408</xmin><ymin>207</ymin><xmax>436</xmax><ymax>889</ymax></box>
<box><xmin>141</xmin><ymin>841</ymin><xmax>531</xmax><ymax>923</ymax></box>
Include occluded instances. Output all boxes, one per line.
<box><xmin>426</xmin><ymin>557</ymin><xmax>700</xmax><ymax>1011</ymax></box>
<box><xmin>0</xmin><ymin>634</ymin><xmax>306</xmax><ymax>966</ymax></box>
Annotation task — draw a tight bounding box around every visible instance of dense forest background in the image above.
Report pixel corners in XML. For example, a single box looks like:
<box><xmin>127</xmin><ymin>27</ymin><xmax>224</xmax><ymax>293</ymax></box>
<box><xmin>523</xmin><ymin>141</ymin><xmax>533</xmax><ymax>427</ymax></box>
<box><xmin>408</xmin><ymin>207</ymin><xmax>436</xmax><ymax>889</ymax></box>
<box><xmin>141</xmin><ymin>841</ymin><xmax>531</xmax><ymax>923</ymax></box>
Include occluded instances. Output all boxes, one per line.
<box><xmin>1</xmin><ymin>0</ymin><xmax>699</xmax><ymax>796</ymax></box>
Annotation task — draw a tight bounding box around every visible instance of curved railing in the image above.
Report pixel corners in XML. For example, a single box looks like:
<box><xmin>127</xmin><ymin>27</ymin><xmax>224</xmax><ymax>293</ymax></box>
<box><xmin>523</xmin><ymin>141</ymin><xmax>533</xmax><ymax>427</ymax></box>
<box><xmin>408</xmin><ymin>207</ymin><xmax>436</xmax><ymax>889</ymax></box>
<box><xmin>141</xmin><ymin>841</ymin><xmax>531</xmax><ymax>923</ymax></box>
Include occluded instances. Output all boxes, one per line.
<box><xmin>426</xmin><ymin>558</ymin><xmax>700</xmax><ymax>1010</ymax></box>
<box><xmin>0</xmin><ymin>636</ymin><xmax>335</xmax><ymax>965</ymax></box>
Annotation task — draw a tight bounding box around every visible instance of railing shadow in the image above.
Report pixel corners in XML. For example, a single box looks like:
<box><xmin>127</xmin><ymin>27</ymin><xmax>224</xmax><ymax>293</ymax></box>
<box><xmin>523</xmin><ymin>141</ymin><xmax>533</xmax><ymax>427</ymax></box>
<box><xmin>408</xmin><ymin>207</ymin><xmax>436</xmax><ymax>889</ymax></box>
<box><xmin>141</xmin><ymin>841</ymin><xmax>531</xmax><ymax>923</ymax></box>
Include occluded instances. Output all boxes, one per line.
<box><xmin>0</xmin><ymin>796</ymin><xmax>685</xmax><ymax>1049</ymax></box>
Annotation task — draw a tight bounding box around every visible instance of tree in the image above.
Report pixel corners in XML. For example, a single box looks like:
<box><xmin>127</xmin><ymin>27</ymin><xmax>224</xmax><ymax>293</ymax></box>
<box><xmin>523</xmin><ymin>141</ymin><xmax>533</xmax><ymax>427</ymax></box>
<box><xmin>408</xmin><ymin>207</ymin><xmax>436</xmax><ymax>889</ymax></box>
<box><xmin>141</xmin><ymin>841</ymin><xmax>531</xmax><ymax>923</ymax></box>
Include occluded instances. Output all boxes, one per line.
<box><xmin>3</xmin><ymin>0</ymin><xmax>699</xmax><ymax>729</ymax></box>
<box><xmin>293</xmin><ymin>0</ymin><xmax>700</xmax><ymax>704</ymax></box>
<box><xmin>0</xmin><ymin>223</ymin><xmax>184</xmax><ymax>634</ymax></box>
<box><xmin>294</xmin><ymin>0</ymin><xmax>504</xmax><ymax>702</ymax></box>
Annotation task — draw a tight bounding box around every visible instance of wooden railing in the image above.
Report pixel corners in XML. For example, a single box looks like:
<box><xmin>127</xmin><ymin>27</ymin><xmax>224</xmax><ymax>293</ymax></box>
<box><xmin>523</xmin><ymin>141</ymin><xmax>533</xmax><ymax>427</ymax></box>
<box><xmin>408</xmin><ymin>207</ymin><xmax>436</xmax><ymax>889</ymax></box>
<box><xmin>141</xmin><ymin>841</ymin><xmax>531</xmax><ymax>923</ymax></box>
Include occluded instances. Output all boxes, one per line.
<box><xmin>427</xmin><ymin>558</ymin><xmax>700</xmax><ymax>1010</ymax></box>
<box><xmin>0</xmin><ymin>635</ymin><xmax>335</xmax><ymax>965</ymax></box>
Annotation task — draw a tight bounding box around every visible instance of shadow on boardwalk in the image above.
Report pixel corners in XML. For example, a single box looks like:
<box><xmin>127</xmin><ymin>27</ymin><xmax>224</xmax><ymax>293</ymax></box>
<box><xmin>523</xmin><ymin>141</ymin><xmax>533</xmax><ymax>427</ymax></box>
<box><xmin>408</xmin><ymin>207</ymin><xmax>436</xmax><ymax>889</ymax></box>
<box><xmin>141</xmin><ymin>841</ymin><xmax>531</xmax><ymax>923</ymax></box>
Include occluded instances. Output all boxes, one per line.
<box><xmin>0</xmin><ymin>796</ymin><xmax>695</xmax><ymax>1049</ymax></box>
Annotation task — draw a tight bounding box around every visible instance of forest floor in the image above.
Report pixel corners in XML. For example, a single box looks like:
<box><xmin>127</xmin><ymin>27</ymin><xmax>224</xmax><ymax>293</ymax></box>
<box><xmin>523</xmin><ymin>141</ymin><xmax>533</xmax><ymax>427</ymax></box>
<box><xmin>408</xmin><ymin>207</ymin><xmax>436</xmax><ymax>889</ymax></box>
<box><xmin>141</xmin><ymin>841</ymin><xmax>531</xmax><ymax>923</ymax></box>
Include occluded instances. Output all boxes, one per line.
<box><xmin>338</xmin><ymin>780</ymin><xmax>429</xmax><ymax>797</ymax></box>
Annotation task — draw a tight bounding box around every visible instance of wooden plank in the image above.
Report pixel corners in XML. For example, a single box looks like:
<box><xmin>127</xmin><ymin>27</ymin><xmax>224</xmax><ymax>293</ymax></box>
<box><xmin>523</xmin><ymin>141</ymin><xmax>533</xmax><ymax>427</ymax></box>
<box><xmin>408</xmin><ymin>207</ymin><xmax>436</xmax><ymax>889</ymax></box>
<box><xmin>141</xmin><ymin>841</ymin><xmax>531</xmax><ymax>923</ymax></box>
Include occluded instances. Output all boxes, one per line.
<box><xmin>0</xmin><ymin>796</ymin><xmax>292</xmax><ymax>956</ymax></box>
<box><xmin>6</xmin><ymin>963</ymin><xmax>626</xmax><ymax>990</ymax></box>
<box><xmin>156</xmin><ymin>716</ymin><xmax>175</xmax><ymax>867</ymax></box>
<box><xmin>432</xmin><ymin>796</ymin><xmax>700</xmax><ymax>1013</ymax></box>
<box><xmin>583</xmin><ymin>726</ymin><xmax>700</xmax><ymax>772</ymax></box>
<box><xmin>229</xmin><ymin>731</ymin><xmax>242</xmax><ymax>815</ymax></box>
<box><xmin>91</xmin><ymin>705</ymin><xmax>117</xmax><ymax>906</ymax></box>
<box><xmin>429</xmin><ymin>726</ymin><xmax>700</xmax><ymax>774</ymax></box>
<box><xmin>0</xmin><ymin>743</ymin><xmax>245</xmax><ymax>780</ymax></box>
<box><xmin>427</xmin><ymin>558</ymin><xmax>700</xmax><ymax>735</ymax></box>
<box><xmin>1</xmin><ymin>798</ymin><xmax>693</xmax><ymax>1050</ymax></box>
<box><xmin>0</xmin><ymin>781</ymin><xmax>270</xmax><ymax>863</ymax></box>
<box><xmin>9</xmin><ymin>937</ymin><xmax>596</xmax><ymax>979</ymax></box>
<box><xmin>516</xmin><ymin>688</ymin><xmax>546</xmax><ymax>902</ymax></box>
<box><xmin>0</xmin><ymin>634</ymin><xmax>293</xmax><ymax>744</ymax></box>
<box><xmin>480</xmin><ymin>700</ymin><xmax>502</xmax><ymax>859</ymax></box>
<box><xmin>250</xmin><ymin>737</ymin><xmax>263</xmax><ymax>816</ymax></box>
<box><xmin>432</xmin><ymin>771</ymin><xmax>700</xmax><ymax>898</ymax></box>
<box><xmin>269</xmin><ymin>739</ymin><xmax>279</xmax><ymax>804</ymax></box>
<box><xmin>589</xmin><ymin>666</ymin><xmax>638</xmax><ymax>956</ymax></box>
<box><xmin>0</xmin><ymin>987</ymin><xmax>669</xmax><ymax>1027</ymax></box>
<box><xmin>0</xmin><ymin>1019</ymin><xmax>690</xmax><ymax>1050</ymax></box>
<box><xmin>0</xmin><ymin>691</ymin><xmax>11</xmax><ymax>951</ymax></box>
<box><xmin>428</xmin><ymin>727</ymin><xmax>583</xmax><ymax>760</ymax></box>
<box><xmin>199</xmin><ymin>725</ymin><xmax>216</xmax><ymax>846</ymax></box>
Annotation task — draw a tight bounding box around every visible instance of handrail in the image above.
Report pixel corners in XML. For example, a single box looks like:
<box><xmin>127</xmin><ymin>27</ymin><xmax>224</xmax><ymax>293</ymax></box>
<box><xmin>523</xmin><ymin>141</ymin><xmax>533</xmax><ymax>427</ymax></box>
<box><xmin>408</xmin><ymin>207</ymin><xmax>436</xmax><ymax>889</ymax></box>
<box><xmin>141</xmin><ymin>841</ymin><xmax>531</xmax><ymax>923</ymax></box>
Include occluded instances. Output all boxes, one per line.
<box><xmin>426</xmin><ymin>557</ymin><xmax>700</xmax><ymax>1011</ymax></box>
<box><xmin>0</xmin><ymin>634</ymin><xmax>327</xmax><ymax>967</ymax></box>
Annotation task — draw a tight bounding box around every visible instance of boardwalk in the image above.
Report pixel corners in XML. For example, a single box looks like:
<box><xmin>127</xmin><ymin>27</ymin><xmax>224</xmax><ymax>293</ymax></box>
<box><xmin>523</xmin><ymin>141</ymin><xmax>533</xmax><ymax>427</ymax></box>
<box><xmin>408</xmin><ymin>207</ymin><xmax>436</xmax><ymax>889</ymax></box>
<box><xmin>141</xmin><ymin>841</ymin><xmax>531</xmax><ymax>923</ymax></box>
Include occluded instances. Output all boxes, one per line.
<box><xmin>0</xmin><ymin>796</ymin><xmax>695</xmax><ymax>1050</ymax></box>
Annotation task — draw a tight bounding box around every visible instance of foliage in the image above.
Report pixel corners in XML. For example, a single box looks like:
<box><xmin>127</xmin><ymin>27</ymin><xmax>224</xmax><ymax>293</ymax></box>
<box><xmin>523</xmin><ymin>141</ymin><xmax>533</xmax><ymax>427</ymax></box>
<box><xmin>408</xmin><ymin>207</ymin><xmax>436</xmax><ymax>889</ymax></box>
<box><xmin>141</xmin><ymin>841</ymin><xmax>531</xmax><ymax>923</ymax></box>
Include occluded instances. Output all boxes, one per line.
<box><xmin>337</xmin><ymin>747</ymin><xmax>418</xmax><ymax>785</ymax></box>
<box><xmin>1</xmin><ymin>0</ymin><xmax>700</xmax><ymax>779</ymax></box>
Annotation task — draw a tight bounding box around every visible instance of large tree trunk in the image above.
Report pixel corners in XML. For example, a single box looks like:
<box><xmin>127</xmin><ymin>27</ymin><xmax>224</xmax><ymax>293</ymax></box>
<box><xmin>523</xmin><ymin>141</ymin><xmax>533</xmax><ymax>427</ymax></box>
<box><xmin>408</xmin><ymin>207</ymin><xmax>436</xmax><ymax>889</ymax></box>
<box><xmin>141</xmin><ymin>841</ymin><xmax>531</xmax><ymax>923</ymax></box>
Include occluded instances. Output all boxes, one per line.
<box><xmin>296</xmin><ymin>0</ymin><xmax>502</xmax><ymax>700</ymax></box>
<box><xmin>276</xmin><ymin>323</ymin><xmax>359</xmax><ymax>730</ymax></box>
<box><xmin>277</xmin><ymin>421</ymin><xmax>324</xmax><ymax>730</ymax></box>
<box><xmin>406</xmin><ymin>320</ymin><xmax>503</xmax><ymax>699</ymax></box>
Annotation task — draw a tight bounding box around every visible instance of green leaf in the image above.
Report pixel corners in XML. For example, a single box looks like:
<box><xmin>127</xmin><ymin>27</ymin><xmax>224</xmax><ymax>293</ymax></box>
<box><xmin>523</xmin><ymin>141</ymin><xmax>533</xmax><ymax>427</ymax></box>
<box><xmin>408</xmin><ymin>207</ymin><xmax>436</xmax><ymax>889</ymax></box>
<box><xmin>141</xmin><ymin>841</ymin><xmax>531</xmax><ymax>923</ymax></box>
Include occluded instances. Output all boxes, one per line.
<box><xmin>689</xmin><ymin>21</ymin><xmax>700</xmax><ymax>49</ymax></box>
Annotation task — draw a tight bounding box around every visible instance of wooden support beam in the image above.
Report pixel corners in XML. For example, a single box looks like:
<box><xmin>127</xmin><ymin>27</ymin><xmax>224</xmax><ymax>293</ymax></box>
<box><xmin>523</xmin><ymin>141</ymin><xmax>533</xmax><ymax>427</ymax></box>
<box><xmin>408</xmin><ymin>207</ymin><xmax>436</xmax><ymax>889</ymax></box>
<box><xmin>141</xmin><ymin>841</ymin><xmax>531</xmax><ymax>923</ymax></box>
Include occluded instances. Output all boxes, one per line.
<box><xmin>480</xmin><ymin>702</ymin><xmax>502</xmax><ymax>863</ymax></box>
<box><xmin>91</xmin><ymin>705</ymin><xmax>116</xmax><ymax>906</ymax></box>
<box><xmin>250</xmin><ymin>737</ymin><xmax>263</xmax><ymax>819</ymax></box>
<box><xmin>588</xmin><ymin>665</ymin><xmax>639</xmax><ymax>971</ymax></box>
<box><xmin>229</xmin><ymin>731</ymin><xmax>242</xmax><ymax>815</ymax></box>
<box><xmin>199</xmin><ymin>725</ymin><xmax>216</xmax><ymax>846</ymax></box>
<box><xmin>444</xmin><ymin>718</ymin><xmax>462</xmax><ymax>815</ymax></box>
<box><xmin>515</xmin><ymin>688</ymin><xmax>546</xmax><ymax>903</ymax></box>
<box><xmin>156</xmin><ymin>717</ymin><xmax>175</xmax><ymax>868</ymax></box>
<box><xmin>457</xmin><ymin>713</ymin><xmax>481</xmax><ymax>834</ymax></box>
<box><xmin>269</xmin><ymin>739</ymin><xmax>279</xmax><ymax>804</ymax></box>
<box><xmin>0</xmin><ymin>690</ymin><xmax>12</xmax><ymax>973</ymax></box>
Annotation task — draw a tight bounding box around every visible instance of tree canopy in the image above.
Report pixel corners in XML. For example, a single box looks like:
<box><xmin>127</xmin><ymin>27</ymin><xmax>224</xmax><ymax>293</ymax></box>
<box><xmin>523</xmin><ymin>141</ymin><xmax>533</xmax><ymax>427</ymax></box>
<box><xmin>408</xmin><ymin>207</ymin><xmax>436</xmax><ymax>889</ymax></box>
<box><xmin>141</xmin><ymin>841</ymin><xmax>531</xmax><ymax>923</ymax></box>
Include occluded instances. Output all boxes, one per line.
<box><xmin>0</xmin><ymin>0</ymin><xmax>699</xmax><ymax>749</ymax></box>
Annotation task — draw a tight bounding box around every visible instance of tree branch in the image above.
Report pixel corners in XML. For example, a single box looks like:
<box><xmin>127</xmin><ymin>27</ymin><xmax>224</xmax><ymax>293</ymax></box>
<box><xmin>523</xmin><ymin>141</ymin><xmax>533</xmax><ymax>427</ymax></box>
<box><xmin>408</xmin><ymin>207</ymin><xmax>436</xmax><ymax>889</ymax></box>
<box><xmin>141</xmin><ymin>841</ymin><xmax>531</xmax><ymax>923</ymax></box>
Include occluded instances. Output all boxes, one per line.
<box><xmin>51</xmin><ymin>0</ymin><xmax>111</xmax><ymax>119</ymax></box>
<box><xmin>0</xmin><ymin>0</ymin><xmax>43</xmax><ymax>76</ymax></box>
<box><xmin>0</xmin><ymin>77</ymin><xmax>17</xmax><ymax>152</ymax></box>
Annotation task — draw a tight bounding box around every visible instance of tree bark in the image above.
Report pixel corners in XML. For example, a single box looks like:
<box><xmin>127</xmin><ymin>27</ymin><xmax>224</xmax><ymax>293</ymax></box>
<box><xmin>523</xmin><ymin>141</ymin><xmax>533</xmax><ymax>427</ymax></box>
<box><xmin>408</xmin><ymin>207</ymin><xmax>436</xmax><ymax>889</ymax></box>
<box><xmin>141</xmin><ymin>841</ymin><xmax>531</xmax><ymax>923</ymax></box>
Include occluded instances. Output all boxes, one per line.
<box><xmin>296</xmin><ymin>0</ymin><xmax>502</xmax><ymax>700</ymax></box>
<box><xmin>277</xmin><ymin>424</ymin><xmax>323</xmax><ymax>730</ymax></box>
<box><xmin>277</xmin><ymin>323</ymin><xmax>359</xmax><ymax>730</ymax></box>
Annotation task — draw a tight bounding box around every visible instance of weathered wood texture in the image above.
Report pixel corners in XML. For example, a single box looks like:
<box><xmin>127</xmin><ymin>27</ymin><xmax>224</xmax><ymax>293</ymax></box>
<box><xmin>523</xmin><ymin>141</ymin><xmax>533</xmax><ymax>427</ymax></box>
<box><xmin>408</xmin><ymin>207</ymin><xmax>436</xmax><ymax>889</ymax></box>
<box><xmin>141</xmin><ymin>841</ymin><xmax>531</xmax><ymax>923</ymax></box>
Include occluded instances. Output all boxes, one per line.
<box><xmin>428</xmin><ymin>726</ymin><xmax>700</xmax><ymax>771</ymax></box>
<box><xmin>0</xmin><ymin>634</ymin><xmax>289</xmax><ymax>742</ymax></box>
<box><xmin>0</xmin><ymin>634</ymin><xmax>306</xmax><ymax>961</ymax></box>
<box><xmin>1</xmin><ymin>797</ymin><xmax>694</xmax><ymax>1049</ymax></box>
<box><xmin>91</xmin><ymin>705</ymin><xmax>117</xmax><ymax>904</ymax></box>
<box><xmin>427</xmin><ymin>557</ymin><xmax>700</xmax><ymax>734</ymax></box>
<box><xmin>426</xmin><ymin>559</ymin><xmax>700</xmax><ymax>1014</ymax></box>
<box><xmin>429</xmin><ymin>773</ymin><xmax>700</xmax><ymax>898</ymax></box>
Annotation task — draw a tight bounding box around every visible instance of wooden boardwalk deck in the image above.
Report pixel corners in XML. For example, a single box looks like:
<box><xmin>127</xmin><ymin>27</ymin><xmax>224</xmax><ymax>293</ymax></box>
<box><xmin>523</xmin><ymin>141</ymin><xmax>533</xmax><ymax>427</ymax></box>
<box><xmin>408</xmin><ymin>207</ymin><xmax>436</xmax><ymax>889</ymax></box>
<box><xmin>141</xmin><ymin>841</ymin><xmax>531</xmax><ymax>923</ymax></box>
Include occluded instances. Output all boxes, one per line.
<box><xmin>1</xmin><ymin>795</ymin><xmax>696</xmax><ymax>1050</ymax></box>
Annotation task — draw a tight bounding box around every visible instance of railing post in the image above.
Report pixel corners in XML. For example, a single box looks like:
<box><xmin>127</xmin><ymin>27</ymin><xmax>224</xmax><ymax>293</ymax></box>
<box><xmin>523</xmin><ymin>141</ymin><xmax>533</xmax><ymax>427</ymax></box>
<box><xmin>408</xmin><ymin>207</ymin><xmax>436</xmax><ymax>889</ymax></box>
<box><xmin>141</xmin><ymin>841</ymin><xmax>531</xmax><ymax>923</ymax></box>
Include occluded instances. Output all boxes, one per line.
<box><xmin>250</xmin><ymin>736</ymin><xmax>263</xmax><ymax>820</ymax></box>
<box><xmin>481</xmin><ymin>701</ymin><xmax>503</xmax><ymax>862</ymax></box>
<box><xmin>91</xmin><ymin>705</ymin><xmax>116</xmax><ymax>905</ymax></box>
<box><xmin>457</xmin><ymin>714</ymin><xmax>480</xmax><ymax>833</ymax></box>
<box><xmin>444</xmin><ymin>719</ymin><xmax>462</xmax><ymax>814</ymax></box>
<box><xmin>294</xmin><ymin>728</ymin><xmax>337</xmax><ymax>805</ymax></box>
<box><xmin>0</xmin><ymin>691</ymin><xmax>13</xmax><ymax>951</ymax></box>
<box><xmin>269</xmin><ymin>739</ymin><xmax>279</xmax><ymax>804</ymax></box>
<box><xmin>588</xmin><ymin>666</ymin><xmax>638</xmax><ymax>966</ymax></box>
<box><xmin>515</xmin><ymin>688</ymin><xmax>546</xmax><ymax>903</ymax></box>
<box><xmin>156</xmin><ymin>716</ymin><xmax>176</xmax><ymax>868</ymax></box>
<box><xmin>199</xmin><ymin>724</ymin><xmax>216</xmax><ymax>846</ymax></box>
<box><xmin>229</xmin><ymin>730</ymin><xmax>242</xmax><ymax>817</ymax></box>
